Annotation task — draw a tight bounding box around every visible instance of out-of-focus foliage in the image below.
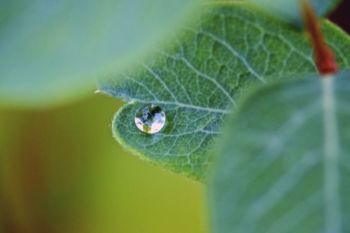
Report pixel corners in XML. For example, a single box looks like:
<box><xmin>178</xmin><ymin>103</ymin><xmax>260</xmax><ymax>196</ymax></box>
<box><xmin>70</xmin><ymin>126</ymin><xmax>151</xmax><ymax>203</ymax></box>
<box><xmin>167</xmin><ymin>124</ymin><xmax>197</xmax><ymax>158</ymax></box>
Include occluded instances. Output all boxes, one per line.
<box><xmin>0</xmin><ymin>0</ymin><xmax>199</xmax><ymax>108</ymax></box>
<box><xmin>0</xmin><ymin>95</ymin><xmax>208</xmax><ymax>233</ymax></box>
<box><xmin>248</xmin><ymin>0</ymin><xmax>340</xmax><ymax>24</ymax></box>
<box><xmin>210</xmin><ymin>71</ymin><xmax>350</xmax><ymax>233</ymax></box>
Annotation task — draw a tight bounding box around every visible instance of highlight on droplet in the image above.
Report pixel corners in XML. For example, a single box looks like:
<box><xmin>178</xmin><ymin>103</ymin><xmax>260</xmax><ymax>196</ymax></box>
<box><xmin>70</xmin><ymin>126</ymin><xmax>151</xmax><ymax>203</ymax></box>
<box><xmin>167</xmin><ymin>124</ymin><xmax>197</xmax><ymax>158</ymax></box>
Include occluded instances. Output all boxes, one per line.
<box><xmin>134</xmin><ymin>105</ymin><xmax>166</xmax><ymax>134</ymax></box>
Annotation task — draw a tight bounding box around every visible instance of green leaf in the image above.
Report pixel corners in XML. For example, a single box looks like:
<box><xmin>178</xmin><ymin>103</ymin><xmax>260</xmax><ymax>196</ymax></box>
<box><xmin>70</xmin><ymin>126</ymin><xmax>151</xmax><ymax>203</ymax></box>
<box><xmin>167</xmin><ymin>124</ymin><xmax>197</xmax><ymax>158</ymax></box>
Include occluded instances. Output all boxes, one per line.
<box><xmin>210</xmin><ymin>71</ymin><xmax>350</xmax><ymax>233</ymax></box>
<box><xmin>0</xmin><ymin>0</ymin><xmax>199</xmax><ymax>107</ymax></box>
<box><xmin>248</xmin><ymin>0</ymin><xmax>340</xmax><ymax>24</ymax></box>
<box><xmin>99</xmin><ymin>2</ymin><xmax>350</xmax><ymax>181</ymax></box>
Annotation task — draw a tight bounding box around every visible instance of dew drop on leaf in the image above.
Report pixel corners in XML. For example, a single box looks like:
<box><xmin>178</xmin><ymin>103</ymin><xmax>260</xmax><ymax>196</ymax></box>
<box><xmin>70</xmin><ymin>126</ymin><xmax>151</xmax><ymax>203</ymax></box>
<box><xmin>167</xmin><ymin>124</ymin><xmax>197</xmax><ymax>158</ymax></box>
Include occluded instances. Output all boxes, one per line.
<box><xmin>134</xmin><ymin>105</ymin><xmax>166</xmax><ymax>134</ymax></box>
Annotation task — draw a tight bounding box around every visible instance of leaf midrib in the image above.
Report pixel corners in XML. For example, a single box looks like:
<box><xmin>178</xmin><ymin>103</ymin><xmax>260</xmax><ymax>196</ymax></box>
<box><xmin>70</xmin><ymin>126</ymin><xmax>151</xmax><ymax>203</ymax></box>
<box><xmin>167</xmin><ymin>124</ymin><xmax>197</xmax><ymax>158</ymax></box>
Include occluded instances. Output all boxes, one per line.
<box><xmin>322</xmin><ymin>77</ymin><xmax>342</xmax><ymax>233</ymax></box>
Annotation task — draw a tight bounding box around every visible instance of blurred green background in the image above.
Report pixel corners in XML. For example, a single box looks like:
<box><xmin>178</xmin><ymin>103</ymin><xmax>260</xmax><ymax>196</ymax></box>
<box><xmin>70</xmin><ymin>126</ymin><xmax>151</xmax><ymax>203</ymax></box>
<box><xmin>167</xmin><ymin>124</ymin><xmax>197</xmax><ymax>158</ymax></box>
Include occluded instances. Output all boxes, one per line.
<box><xmin>0</xmin><ymin>95</ymin><xmax>208</xmax><ymax>233</ymax></box>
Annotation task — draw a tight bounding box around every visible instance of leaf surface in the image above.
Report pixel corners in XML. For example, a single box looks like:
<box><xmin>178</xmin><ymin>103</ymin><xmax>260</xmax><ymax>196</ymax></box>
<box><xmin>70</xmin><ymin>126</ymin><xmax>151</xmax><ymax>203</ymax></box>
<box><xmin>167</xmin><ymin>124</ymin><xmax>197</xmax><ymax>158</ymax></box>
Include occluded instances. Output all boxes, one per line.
<box><xmin>99</xmin><ymin>3</ymin><xmax>350</xmax><ymax>180</ymax></box>
<box><xmin>210</xmin><ymin>71</ymin><xmax>350</xmax><ymax>233</ymax></box>
<box><xmin>0</xmin><ymin>0</ymin><xmax>198</xmax><ymax>107</ymax></box>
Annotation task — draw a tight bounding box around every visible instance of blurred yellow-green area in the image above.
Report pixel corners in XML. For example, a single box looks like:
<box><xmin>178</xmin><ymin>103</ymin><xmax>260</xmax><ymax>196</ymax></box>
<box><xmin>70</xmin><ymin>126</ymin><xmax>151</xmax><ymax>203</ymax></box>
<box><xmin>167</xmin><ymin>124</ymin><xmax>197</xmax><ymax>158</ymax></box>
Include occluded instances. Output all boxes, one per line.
<box><xmin>0</xmin><ymin>94</ymin><xmax>209</xmax><ymax>233</ymax></box>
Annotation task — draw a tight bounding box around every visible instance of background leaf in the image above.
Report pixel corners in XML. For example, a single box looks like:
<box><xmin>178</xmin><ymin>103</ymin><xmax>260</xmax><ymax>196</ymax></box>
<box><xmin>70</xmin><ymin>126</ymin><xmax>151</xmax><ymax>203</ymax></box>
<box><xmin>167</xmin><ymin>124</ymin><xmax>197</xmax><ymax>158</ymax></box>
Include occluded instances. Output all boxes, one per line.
<box><xmin>99</xmin><ymin>3</ymin><xmax>350</xmax><ymax>180</ymax></box>
<box><xmin>248</xmin><ymin>0</ymin><xmax>341</xmax><ymax>24</ymax></box>
<box><xmin>0</xmin><ymin>0</ymin><xmax>199</xmax><ymax>107</ymax></box>
<box><xmin>210</xmin><ymin>71</ymin><xmax>350</xmax><ymax>233</ymax></box>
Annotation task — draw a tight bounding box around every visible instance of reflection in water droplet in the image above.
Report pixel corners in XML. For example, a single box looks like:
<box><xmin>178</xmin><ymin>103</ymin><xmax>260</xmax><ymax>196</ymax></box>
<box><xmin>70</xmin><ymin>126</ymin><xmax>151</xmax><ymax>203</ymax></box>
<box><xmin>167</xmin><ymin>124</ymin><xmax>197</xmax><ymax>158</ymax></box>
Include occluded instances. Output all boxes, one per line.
<box><xmin>134</xmin><ymin>105</ymin><xmax>166</xmax><ymax>134</ymax></box>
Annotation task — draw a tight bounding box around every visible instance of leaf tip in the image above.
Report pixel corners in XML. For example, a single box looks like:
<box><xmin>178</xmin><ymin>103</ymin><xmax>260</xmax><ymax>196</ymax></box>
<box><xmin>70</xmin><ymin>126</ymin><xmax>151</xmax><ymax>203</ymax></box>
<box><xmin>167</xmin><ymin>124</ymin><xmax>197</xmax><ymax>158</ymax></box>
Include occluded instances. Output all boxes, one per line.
<box><xmin>94</xmin><ymin>89</ymin><xmax>102</xmax><ymax>94</ymax></box>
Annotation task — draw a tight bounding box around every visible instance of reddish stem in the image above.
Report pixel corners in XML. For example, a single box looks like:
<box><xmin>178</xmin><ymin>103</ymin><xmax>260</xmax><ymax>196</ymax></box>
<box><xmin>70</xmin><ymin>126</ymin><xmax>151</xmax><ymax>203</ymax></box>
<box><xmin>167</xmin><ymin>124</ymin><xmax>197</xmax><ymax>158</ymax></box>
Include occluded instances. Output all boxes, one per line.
<box><xmin>301</xmin><ymin>0</ymin><xmax>338</xmax><ymax>75</ymax></box>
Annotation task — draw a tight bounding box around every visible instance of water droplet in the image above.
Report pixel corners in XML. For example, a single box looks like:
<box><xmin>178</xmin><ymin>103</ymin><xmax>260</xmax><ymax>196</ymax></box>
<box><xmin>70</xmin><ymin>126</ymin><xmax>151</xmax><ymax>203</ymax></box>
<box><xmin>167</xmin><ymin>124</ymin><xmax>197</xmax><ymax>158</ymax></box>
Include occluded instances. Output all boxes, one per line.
<box><xmin>134</xmin><ymin>105</ymin><xmax>166</xmax><ymax>134</ymax></box>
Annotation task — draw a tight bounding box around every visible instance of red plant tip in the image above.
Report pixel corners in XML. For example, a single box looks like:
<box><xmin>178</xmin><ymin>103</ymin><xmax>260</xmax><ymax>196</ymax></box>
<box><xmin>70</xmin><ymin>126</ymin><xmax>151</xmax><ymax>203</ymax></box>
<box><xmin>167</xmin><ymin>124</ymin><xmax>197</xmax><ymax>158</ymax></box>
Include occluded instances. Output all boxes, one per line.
<box><xmin>300</xmin><ymin>0</ymin><xmax>338</xmax><ymax>76</ymax></box>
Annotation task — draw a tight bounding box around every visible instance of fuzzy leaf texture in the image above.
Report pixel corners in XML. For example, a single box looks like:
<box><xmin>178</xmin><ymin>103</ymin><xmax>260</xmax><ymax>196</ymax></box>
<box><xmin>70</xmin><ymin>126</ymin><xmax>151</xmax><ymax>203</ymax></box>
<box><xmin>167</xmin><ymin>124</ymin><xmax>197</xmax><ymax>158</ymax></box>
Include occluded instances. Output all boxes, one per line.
<box><xmin>0</xmin><ymin>0</ymin><xmax>198</xmax><ymax>107</ymax></box>
<box><xmin>210</xmin><ymin>71</ymin><xmax>350</xmax><ymax>233</ymax></box>
<box><xmin>99</xmin><ymin>2</ymin><xmax>350</xmax><ymax>181</ymax></box>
